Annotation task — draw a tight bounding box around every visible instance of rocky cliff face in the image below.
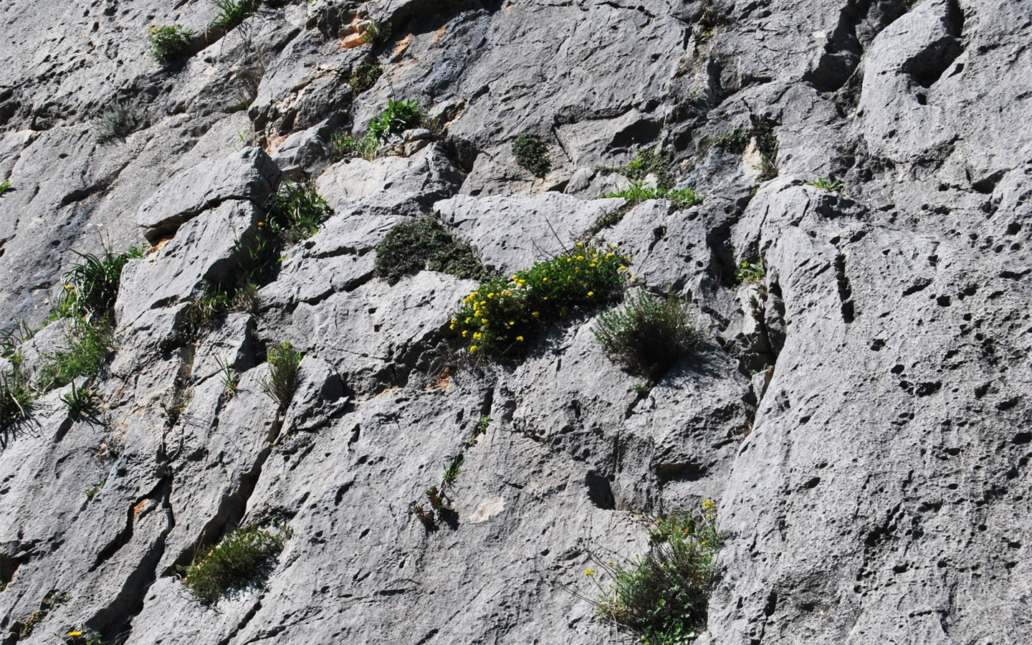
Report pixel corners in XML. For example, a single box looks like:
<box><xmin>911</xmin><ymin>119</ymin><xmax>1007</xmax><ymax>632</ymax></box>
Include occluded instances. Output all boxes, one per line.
<box><xmin>1</xmin><ymin>0</ymin><xmax>1031</xmax><ymax>643</ymax></box>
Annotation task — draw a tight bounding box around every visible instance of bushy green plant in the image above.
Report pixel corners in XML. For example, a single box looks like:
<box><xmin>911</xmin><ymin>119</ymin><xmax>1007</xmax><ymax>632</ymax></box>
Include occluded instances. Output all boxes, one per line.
<box><xmin>374</xmin><ymin>218</ymin><xmax>489</xmax><ymax>286</ymax></box>
<box><xmin>210</xmin><ymin>0</ymin><xmax>261</xmax><ymax>31</ymax></box>
<box><xmin>735</xmin><ymin>259</ymin><xmax>764</xmax><ymax>285</ymax></box>
<box><xmin>148</xmin><ymin>24</ymin><xmax>193</xmax><ymax>64</ymax></box>
<box><xmin>180</xmin><ymin>524</ymin><xmax>291</xmax><ymax>604</ymax></box>
<box><xmin>60</xmin><ymin>247</ymin><xmax>145</xmax><ymax>321</ymax></box>
<box><xmin>809</xmin><ymin>177</ymin><xmax>844</xmax><ymax>192</ymax></box>
<box><xmin>613</xmin><ymin>146</ymin><xmax>674</xmax><ymax>189</ymax></box>
<box><xmin>267</xmin><ymin>180</ymin><xmax>332</xmax><ymax>243</ymax></box>
<box><xmin>591</xmin><ymin>503</ymin><xmax>722</xmax><ymax>645</ymax></box>
<box><xmin>593</xmin><ymin>289</ymin><xmax>699</xmax><ymax>377</ymax></box>
<box><xmin>329</xmin><ymin>132</ymin><xmax>377</xmax><ymax>161</ymax></box>
<box><xmin>39</xmin><ymin>320</ymin><xmax>113</xmax><ymax>389</ymax></box>
<box><xmin>0</xmin><ymin>178</ymin><xmax>10</xmax><ymax>196</ymax></box>
<box><xmin>512</xmin><ymin>133</ymin><xmax>551</xmax><ymax>178</ymax></box>
<box><xmin>349</xmin><ymin>61</ymin><xmax>383</xmax><ymax>94</ymax></box>
<box><xmin>367</xmin><ymin>98</ymin><xmax>424</xmax><ymax>144</ymax></box>
<box><xmin>95</xmin><ymin>102</ymin><xmax>146</xmax><ymax>144</ymax></box>
<box><xmin>261</xmin><ymin>342</ymin><xmax>302</xmax><ymax>412</ymax></box>
<box><xmin>215</xmin><ymin>355</ymin><xmax>239</xmax><ymax>398</ymax></box>
<box><xmin>451</xmin><ymin>243</ymin><xmax>630</xmax><ymax>358</ymax></box>
<box><xmin>61</xmin><ymin>380</ymin><xmax>97</xmax><ymax>418</ymax></box>
<box><xmin>602</xmin><ymin>182</ymin><xmax>703</xmax><ymax>210</ymax></box>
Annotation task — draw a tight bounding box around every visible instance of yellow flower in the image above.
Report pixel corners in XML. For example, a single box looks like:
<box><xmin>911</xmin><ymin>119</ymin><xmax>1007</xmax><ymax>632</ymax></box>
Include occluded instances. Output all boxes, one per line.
<box><xmin>449</xmin><ymin>324</ymin><xmax>455</xmax><ymax>330</ymax></box>
<box><xmin>567</xmin><ymin>258</ymin><xmax>573</xmax><ymax>263</ymax></box>
<box><xmin>462</xmin><ymin>330</ymin><xmax>468</xmax><ymax>337</ymax></box>
<box><xmin>258</xmin><ymin>222</ymin><xmax>264</xmax><ymax>227</ymax></box>
<box><xmin>481</xmin><ymin>318</ymin><xmax>488</xmax><ymax>324</ymax></box>
<box><xmin>532</xmin><ymin>311</ymin><xmax>540</xmax><ymax>317</ymax></box>
<box><xmin>587</xmin><ymin>291</ymin><xmax>594</xmax><ymax>297</ymax></box>
<box><xmin>576</xmin><ymin>242</ymin><xmax>584</xmax><ymax>247</ymax></box>
<box><xmin>470</xmin><ymin>345</ymin><xmax>478</xmax><ymax>353</ymax></box>
<box><xmin>509</xmin><ymin>321</ymin><xmax>515</xmax><ymax>325</ymax></box>
<box><xmin>516</xmin><ymin>336</ymin><xmax>524</xmax><ymax>342</ymax></box>
<box><xmin>473</xmin><ymin>332</ymin><xmax>481</xmax><ymax>339</ymax></box>
<box><xmin>451</xmin><ymin>318</ymin><xmax>457</xmax><ymax>324</ymax></box>
<box><xmin>632</xmin><ymin>275</ymin><xmax>638</xmax><ymax>280</ymax></box>
<box><xmin>542</xmin><ymin>277</ymin><xmax>548</xmax><ymax>282</ymax></box>
<box><xmin>69</xmin><ymin>633</ymin><xmax>82</xmax><ymax>638</ymax></box>
<box><xmin>511</xmin><ymin>275</ymin><xmax>518</xmax><ymax>280</ymax></box>
<box><xmin>577</xmin><ymin>256</ymin><xmax>584</xmax><ymax>261</ymax></box>
<box><xmin>465</xmin><ymin>317</ymin><xmax>472</xmax><ymax>323</ymax></box>
<box><xmin>618</xmin><ymin>266</ymin><xmax>627</xmax><ymax>271</ymax></box>
<box><xmin>702</xmin><ymin>499</ymin><xmax>716</xmax><ymax>510</ymax></box>
<box><xmin>584</xmin><ymin>568</ymin><xmax>595</xmax><ymax>576</ymax></box>
<box><xmin>488</xmin><ymin>293</ymin><xmax>495</xmax><ymax>298</ymax></box>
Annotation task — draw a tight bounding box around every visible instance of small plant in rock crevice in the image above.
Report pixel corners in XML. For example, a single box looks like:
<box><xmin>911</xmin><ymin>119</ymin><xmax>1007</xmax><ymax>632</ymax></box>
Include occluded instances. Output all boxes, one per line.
<box><xmin>63</xmin><ymin>629</ymin><xmax>104</xmax><ymax>645</ymax></box>
<box><xmin>601</xmin><ymin>182</ymin><xmax>703</xmax><ymax>211</ymax></box>
<box><xmin>374</xmin><ymin>217</ymin><xmax>490</xmax><ymax>286</ymax></box>
<box><xmin>266</xmin><ymin>179</ymin><xmax>333</xmax><ymax>243</ymax></box>
<box><xmin>358</xmin><ymin>19</ymin><xmax>392</xmax><ymax>46</ymax></box>
<box><xmin>38</xmin><ymin>319</ymin><xmax>113</xmax><ymax>390</ymax></box>
<box><xmin>94</xmin><ymin>102</ymin><xmax>147</xmax><ymax>144</ymax></box>
<box><xmin>261</xmin><ymin>342</ymin><xmax>302</xmax><ymax>413</ymax></box>
<box><xmin>329</xmin><ymin>132</ymin><xmax>377</xmax><ymax>162</ymax></box>
<box><xmin>209</xmin><ymin>0</ymin><xmax>262</xmax><ymax>32</ymax></box>
<box><xmin>216</xmin><ymin>355</ymin><xmax>239</xmax><ymax>399</ymax></box>
<box><xmin>19</xmin><ymin>590</ymin><xmax>69</xmax><ymax>638</ymax></box>
<box><xmin>367</xmin><ymin>98</ymin><xmax>424</xmax><ymax>144</ymax></box>
<box><xmin>148</xmin><ymin>24</ymin><xmax>193</xmax><ymax>65</ymax></box>
<box><xmin>593</xmin><ymin>288</ymin><xmax>700</xmax><ymax>379</ymax></box>
<box><xmin>0</xmin><ymin>178</ymin><xmax>11</xmax><ymax>196</ymax></box>
<box><xmin>603</xmin><ymin>146</ymin><xmax>675</xmax><ymax>190</ymax></box>
<box><xmin>451</xmin><ymin>243</ymin><xmax>631</xmax><ymax>359</ymax></box>
<box><xmin>58</xmin><ymin>247</ymin><xmax>145</xmax><ymax>322</ymax></box>
<box><xmin>180</xmin><ymin>524</ymin><xmax>291</xmax><ymax>604</ymax></box>
<box><xmin>512</xmin><ymin>133</ymin><xmax>552</xmax><ymax>178</ymax></box>
<box><xmin>0</xmin><ymin>366</ymin><xmax>32</xmax><ymax>445</ymax></box>
<box><xmin>587</xmin><ymin>502</ymin><xmax>722</xmax><ymax>645</ymax></box>
<box><xmin>61</xmin><ymin>380</ymin><xmax>97</xmax><ymax>418</ymax></box>
<box><xmin>809</xmin><ymin>177</ymin><xmax>844</xmax><ymax>192</ymax></box>
<box><xmin>349</xmin><ymin>61</ymin><xmax>383</xmax><ymax>94</ymax></box>
<box><xmin>735</xmin><ymin>259</ymin><xmax>765</xmax><ymax>286</ymax></box>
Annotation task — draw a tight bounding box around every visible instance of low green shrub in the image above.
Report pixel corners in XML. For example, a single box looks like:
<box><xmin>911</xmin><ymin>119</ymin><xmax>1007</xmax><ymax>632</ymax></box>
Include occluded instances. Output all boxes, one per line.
<box><xmin>210</xmin><ymin>0</ymin><xmax>261</xmax><ymax>31</ymax></box>
<box><xmin>261</xmin><ymin>342</ymin><xmax>302</xmax><ymax>413</ymax></box>
<box><xmin>95</xmin><ymin>102</ymin><xmax>146</xmax><ymax>144</ymax></box>
<box><xmin>809</xmin><ymin>177</ymin><xmax>844</xmax><ymax>192</ymax></box>
<box><xmin>266</xmin><ymin>180</ymin><xmax>332</xmax><ymax>243</ymax></box>
<box><xmin>367</xmin><ymin>98</ymin><xmax>424</xmax><ymax>144</ymax></box>
<box><xmin>181</xmin><ymin>524</ymin><xmax>291</xmax><ymax>604</ymax></box>
<box><xmin>451</xmin><ymin>243</ymin><xmax>629</xmax><ymax>358</ymax></box>
<box><xmin>349</xmin><ymin>61</ymin><xmax>383</xmax><ymax>94</ymax></box>
<box><xmin>735</xmin><ymin>259</ymin><xmax>764</xmax><ymax>285</ymax></box>
<box><xmin>593</xmin><ymin>289</ymin><xmax>699</xmax><ymax>377</ymax></box>
<box><xmin>374</xmin><ymin>218</ymin><xmax>489</xmax><ymax>286</ymax></box>
<box><xmin>602</xmin><ymin>182</ymin><xmax>703</xmax><ymax>210</ymax></box>
<box><xmin>591</xmin><ymin>503</ymin><xmax>722</xmax><ymax>645</ymax></box>
<box><xmin>512</xmin><ymin>133</ymin><xmax>551</xmax><ymax>178</ymax></box>
<box><xmin>0</xmin><ymin>178</ymin><xmax>10</xmax><ymax>196</ymax></box>
<box><xmin>608</xmin><ymin>146</ymin><xmax>674</xmax><ymax>189</ymax></box>
<box><xmin>148</xmin><ymin>24</ymin><xmax>193</xmax><ymax>65</ymax></box>
<box><xmin>39</xmin><ymin>319</ymin><xmax>113</xmax><ymax>389</ymax></box>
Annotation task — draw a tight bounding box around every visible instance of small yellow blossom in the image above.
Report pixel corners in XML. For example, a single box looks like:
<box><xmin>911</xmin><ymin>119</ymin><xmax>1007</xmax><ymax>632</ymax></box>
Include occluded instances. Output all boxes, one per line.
<box><xmin>516</xmin><ymin>336</ymin><xmax>524</xmax><ymax>342</ymax></box>
<box><xmin>69</xmin><ymin>633</ymin><xmax>82</xmax><ymax>638</ymax></box>
<box><xmin>618</xmin><ymin>266</ymin><xmax>627</xmax><ymax>271</ymax></box>
<box><xmin>462</xmin><ymin>330</ymin><xmax>468</xmax><ymax>337</ymax></box>
<box><xmin>258</xmin><ymin>222</ymin><xmax>264</xmax><ymax>227</ymax></box>
<box><xmin>702</xmin><ymin>499</ymin><xmax>716</xmax><ymax>511</ymax></box>
<box><xmin>584</xmin><ymin>568</ymin><xmax>595</xmax><ymax>576</ymax></box>
<box><xmin>532</xmin><ymin>311</ymin><xmax>540</xmax><ymax>317</ymax></box>
<box><xmin>450</xmin><ymin>324</ymin><xmax>455</xmax><ymax>330</ymax></box>
<box><xmin>632</xmin><ymin>275</ymin><xmax>638</xmax><ymax>280</ymax></box>
<box><xmin>469</xmin><ymin>345</ymin><xmax>478</xmax><ymax>353</ymax></box>
<box><xmin>587</xmin><ymin>291</ymin><xmax>594</xmax><ymax>297</ymax></box>
<box><xmin>576</xmin><ymin>242</ymin><xmax>584</xmax><ymax>247</ymax></box>
<box><xmin>481</xmin><ymin>318</ymin><xmax>488</xmax><ymax>324</ymax></box>
<box><xmin>542</xmin><ymin>277</ymin><xmax>548</xmax><ymax>282</ymax></box>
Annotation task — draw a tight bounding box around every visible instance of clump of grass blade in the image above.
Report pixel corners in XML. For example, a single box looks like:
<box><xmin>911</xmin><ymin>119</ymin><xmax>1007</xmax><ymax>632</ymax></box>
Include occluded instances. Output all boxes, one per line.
<box><xmin>95</xmin><ymin>102</ymin><xmax>147</xmax><ymax>144</ymax></box>
<box><xmin>266</xmin><ymin>180</ymin><xmax>332</xmax><ymax>243</ymax></box>
<box><xmin>148</xmin><ymin>24</ymin><xmax>193</xmax><ymax>64</ymax></box>
<box><xmin>210</xmin><ymin>0</ymin><xmax>261</xmax><ymax>31</ymax></box>
<box><xmin>601</xmin><ymin>182</ymin><xmax>703</xmax><ymax>210</ymax></box>
<box><xmin>181</xmin><ymin>524</ymin><xmax>291</xmax><ymax>604</ymax></box>
<box><xmin>261</xmin><ymin>342</ymin><xmax>302</xmax><ymax>413</ymax></box>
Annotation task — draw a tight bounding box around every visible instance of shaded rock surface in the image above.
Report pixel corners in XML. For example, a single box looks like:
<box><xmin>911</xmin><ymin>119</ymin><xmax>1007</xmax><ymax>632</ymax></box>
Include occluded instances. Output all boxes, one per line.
<box><xmin>1</xmin><ymin>0</ymin><xmax>1031</xmax><ymax>644</ymax></box>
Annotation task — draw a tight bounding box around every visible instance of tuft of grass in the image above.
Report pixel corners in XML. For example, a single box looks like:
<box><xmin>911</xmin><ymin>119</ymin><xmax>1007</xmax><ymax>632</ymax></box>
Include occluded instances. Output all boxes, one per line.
<box><xmin>809</xmin><ymin>177</ymin><xmax>844</xmax><ymax>192</ymax></box>
<box><xmin>374</xmin><ymin>217</ymin><xmax>489</xmax><ymax>286</ymax></box>
<box><xmin>735</xmin><ymin>259</ymin><xmax>764</xmax><ymax>285</ymax></box>
<box><xmin>60</xmin><ymin>247</ymin><xmax>145</xmax><ymax>322</ymax></box>
<box><xmin>95</xmin><ymin>102</ymin><xmax>147</xmax><ymax>144</ymax></box>
<box><xmin>0</xmin><ymin>366</ymin><xmax>32</xmax><ymax>446</ymax></box>
<box><xmin>61</xmin><ymin>380</ymin><xmax>97</xmax><ymax>419</ymax></box>
<box><xmin>148</xmin><ymin>24</ymin><xmax>193</xmax><ymax>65</ymax></box>
<box><xmin>329</xmin><ymin>132</ymin><xmax>377</xmax><ymax>162</ymax></box>
<box><xmin>210</xmin><ymin>0</ymin><xmax>261</xmax><ymax>32</ymax></box>
<box><xmin>349</xmin><ymin>61</ymin><xmax>383</xmax><ymax>94</ymax></box>
<box><xmin>605</xmin><ymin>146</ymin><xmax>674</xmax><ymax>190</ymax></box>
<box><xmin>180</xmin><ymin>524</ymin><xmax>291</xmax><ymax>604</ymax></box>
<box><xmin>266</xmin><ymin>180</ymin><xmax>332</xmax><ymax>243</ymax></box>
<box><xmin>443</xmin><ymin>451</ymin><xmax>463</xmax><ymax>484</ymax></box>
<box><xmin>512</xmin><ymin>133</ymin><xmax>551</xmax><ymax>178</ymax></box>
<box><xmin>261</xmin><ymin>342</ymin><xmax>302</xmax><ymax>413</ymax></box>
<box><xmin>601</xmin><ymin>182</ymin><xmax>703</xmax><ymax>210</ymax></box>
<box><xmin>590</xmin><ymin>504</ymin><xmax>722</xmax><ymax>645</ymax></box>
<box><xmin>215</xmin><ymin>355</ymin><xmax>239</xmax><ymax>399</ymax></box>
<box><xmin>0</xmin><ymin>178</ymin><xmax>10</xmax><ymax>196</ymax></box>
<box><xmin>39</xmin><ymin>320</ymin><xmax>113</xmax><ymax>389</ymax></box>
<box><xmin>367</xmin><ymin>98</ymin><xmax>424</xmax><ymax>144</ymax></box>
<box><xmin>593</xmin><ymin>289</ymin><xmax>699</xmax><ymax>378</ymax></box>
<box><xmin>358</xmin><ymin>20</ymin><xmax>392</xmax><ymax>46</ymax></box>
<box><xmin>452</xmin><ymin>243</ymin><xmax>630</xmax><ymax>359</ymax></box>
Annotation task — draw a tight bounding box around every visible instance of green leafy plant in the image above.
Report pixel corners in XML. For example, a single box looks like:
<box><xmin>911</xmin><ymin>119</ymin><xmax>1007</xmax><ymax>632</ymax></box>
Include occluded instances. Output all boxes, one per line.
<box><xmin>735</xmin><ymin>259</ymin><xmax>764</xmax><ymax>285</ymax></box>
<box><xmin>809</xmin><ymin>177</ymin><xmax>844</xmax><ymax>192</ymax></box>
<box><xmin>452</xmin><ymin>243</ymin><xmax>630</xmax><ymax>359</ymax></box>
<box><xmin>601</xmin><ymin>182</ymin><xmax>703</xmax><ymax>210</ymax></box>
<box><xmin>148</xmin><ymin>24</ymin><xmax>193</xmax><ymax>64</ymax></box>
<box><xmin>39</xmin><ymin>320</ymin><xmax>113</xmax><ymax>389</ymax></box>
<box><xmin>374</xmin><ymin>217</ymin><xmax>489</xmax><ymax>286</ymax></box>
<box><xmin>210</xmin><ymin>0</ymin><xmax>261</xmax><ymax>31</ymax></box>
<box><xmin>349</xmin><ymin>61</ymin><xmax>383</xmax><ymax>94</ymax></box>
<box><xmin>589</xmin><ymin>503</ymin><xmax>722</xmax><ymax>645</ymax></box>
<box><xmin>60</xmin><ymin>247</ymin><xmax>145</xmax><ymax>321</ymax></box>
<box><xmin>358</xmin><ymin>19</ymin><xmax>391</xmax><ymax>45</ymax></box>
<box><xmin>266</xmin><ymin>180</ymin><xmax>332</xmax><ymax>243</ymax></box>
<box><xmin>464</xmin><ymin>416</ymin><xmax>490</xmax><ymax>447</ymax></box>
<box><xmin>443</xmin><ymin>451</ymin><xmax>463</xmax><ymax>484</ymax></box>
<box><xmin>94</xmin><ymin>102</ymin><xmax>147</xmax><ymax>144</ymax></box>
<box><xmin>605</xmin><ymin>146</ymin><xmax>674</xmax><ymax>190</ymax></box>
<box><xmin>85</xmin><ymin>480</ymin><xmax>105</xmax><ymax>500</ymax></box>
<box><xmin>261</xmin><ymin>342</ymin><xmax>302</xmax><ymax>413</ymax></box>
<box><xmin>367</xmin><ymin>98</ymin><xmax>424</xmax><ymax>144</ymax></box>
<box><xmin>215</xmin><ymin>355</ymin><xmax>239</xmax><ymax>398</ymax></box>
<box><xmin>0</xmin><ymin>178</ymin><xmax>10</xmax><ymax>196</ymax></box>
<box><xmin>593</xmin><ymin>288</ymin><xmax>699</xmax><ymax>378</ymax></box>
<box><xmin>61</xmin><ymin>380</ymin><xmax>97</xmax><ymax>418</ymax></box>
<box><xmin>180</xmin><ymin>524</ymin><xmax>291</xmax><ymax>604</ymax></box>
<box><xmin>512</xmin><ymin>133</ymin><xmax>551</xmax><ymax>178</ymax></box>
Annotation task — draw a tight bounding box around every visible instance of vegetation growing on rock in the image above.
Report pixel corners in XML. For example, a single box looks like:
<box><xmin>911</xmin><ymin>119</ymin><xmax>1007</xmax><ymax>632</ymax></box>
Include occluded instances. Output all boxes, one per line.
<box><xmin>375</xmin><ymin>217</ymin><xmax>489</xmax><ymax>286</ymax></box>
<box><xmin>512</xmin><ymin>133</ymin><xmax>551</xmax><ymax>178</ymax></box>
<box><xmin>181</xmin><ymin>525</ymin><xmax>291</xmax><ymax>603</ymax></box>
<box><xmin>147</xmin><ymin>24</ymin><xmax>193</xmax><ymax>65</ymax></box>
<box><xmin>593</xmin><ymin>288</ymin><xmax>699</xmax><ymax>378</ymax></box>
